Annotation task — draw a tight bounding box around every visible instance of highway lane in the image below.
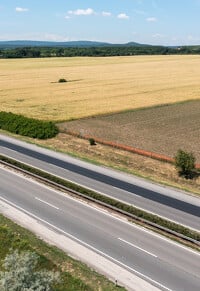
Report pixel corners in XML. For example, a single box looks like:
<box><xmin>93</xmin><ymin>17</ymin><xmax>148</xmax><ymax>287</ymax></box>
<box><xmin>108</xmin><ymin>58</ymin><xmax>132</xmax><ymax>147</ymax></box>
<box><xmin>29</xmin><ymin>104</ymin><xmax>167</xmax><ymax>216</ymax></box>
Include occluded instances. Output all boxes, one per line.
<box><xmin>0</xmin><ymin>134</ymin><xmax>200</xmax><ymax>231</ymax></box>
<box><xmin>0</xmin><ymin>166</ymin><xmax>200</xmax><ymax>291</ymax></box>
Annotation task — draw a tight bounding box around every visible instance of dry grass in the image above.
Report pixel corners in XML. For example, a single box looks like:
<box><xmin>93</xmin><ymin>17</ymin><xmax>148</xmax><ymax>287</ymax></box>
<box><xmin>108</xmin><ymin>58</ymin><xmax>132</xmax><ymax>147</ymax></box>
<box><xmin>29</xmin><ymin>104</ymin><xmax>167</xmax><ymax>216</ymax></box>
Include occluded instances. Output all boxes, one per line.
<box><xmin>31</xmin><ymin>133</ymin><xmax>200</xmax><ymax>195</ymax></box>
<box><xmin>1</xmin><ymin>55</ymin><xmax>200</xmax><ymax>121</ymax></box>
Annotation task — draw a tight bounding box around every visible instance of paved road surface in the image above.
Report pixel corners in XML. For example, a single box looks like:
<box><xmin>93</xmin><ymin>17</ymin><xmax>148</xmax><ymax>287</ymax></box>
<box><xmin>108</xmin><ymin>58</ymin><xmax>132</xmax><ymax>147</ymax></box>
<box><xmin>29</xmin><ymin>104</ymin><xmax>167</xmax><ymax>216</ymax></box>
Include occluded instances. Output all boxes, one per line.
<box><xmin>0</xmin><ymin>166</ymin><xmax>200</xmax><ymax>291</ymax></box>
<box><xmin>1</xmin><ymin>134</ymin><xmax>200</xmax><ymax>231</ymax></box>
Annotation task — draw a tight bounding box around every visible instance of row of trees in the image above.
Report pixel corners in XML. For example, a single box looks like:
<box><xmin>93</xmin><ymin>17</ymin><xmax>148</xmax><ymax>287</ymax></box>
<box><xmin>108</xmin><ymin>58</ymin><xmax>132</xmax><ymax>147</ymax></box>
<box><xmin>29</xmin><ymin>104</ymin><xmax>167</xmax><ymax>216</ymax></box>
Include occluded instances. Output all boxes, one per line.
<box><xmin>0</xmin><ymin>111</ymin><xmax>58</xmax><ymax>139</ymax></box>
<box><xmin>1</xmin><ymin>45</ymin><xmax>200</xmax><ymax>58</ymax></box>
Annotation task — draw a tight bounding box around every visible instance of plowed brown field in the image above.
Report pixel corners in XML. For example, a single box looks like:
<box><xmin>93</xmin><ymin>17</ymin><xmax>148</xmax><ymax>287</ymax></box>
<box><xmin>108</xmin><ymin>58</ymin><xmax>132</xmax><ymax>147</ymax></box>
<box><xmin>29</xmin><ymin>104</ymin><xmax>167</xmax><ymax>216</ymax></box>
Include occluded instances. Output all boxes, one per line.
<box><xmin>59</xmin><ymin>100</ymin><xmax>200</xmax><ymax>162</ymax></box>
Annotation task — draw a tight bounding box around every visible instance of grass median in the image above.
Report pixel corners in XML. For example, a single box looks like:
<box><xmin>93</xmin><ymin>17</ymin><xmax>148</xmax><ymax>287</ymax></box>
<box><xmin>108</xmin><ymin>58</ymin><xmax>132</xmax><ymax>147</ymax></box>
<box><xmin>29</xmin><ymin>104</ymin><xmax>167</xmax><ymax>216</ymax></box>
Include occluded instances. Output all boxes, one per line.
<box><xmin>1</xmin><ymin>154</ymin><xmax>199</xmax><ymax>243</ymax></box>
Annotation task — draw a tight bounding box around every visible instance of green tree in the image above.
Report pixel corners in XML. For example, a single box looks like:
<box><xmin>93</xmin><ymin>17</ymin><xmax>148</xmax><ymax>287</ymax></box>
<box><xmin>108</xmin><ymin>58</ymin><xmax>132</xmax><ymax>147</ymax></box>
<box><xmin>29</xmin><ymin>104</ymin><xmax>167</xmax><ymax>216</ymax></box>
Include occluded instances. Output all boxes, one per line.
<box><xmin>0</xmin><ymin>250</ymin><xmax>59</xmax><ymax>291</ymax></box>
<box><xmin>174</xmin><ymin>149</ymin><xmax>196</xmax><ymax>179</ymax></box>
<box><xmin>89</xmin><ymin>138</ymin><xmax>96</xmax><ymax>146</ymax></box>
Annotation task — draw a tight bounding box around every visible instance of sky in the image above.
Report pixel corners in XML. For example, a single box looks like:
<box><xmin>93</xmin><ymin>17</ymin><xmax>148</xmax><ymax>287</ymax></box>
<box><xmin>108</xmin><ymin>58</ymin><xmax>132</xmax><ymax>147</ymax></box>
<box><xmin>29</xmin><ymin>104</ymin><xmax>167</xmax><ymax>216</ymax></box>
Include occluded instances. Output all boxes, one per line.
<box><xmin>0</xmin><ymin>0</ymin><xmax>200</xmax><ymax>45</ymax></box>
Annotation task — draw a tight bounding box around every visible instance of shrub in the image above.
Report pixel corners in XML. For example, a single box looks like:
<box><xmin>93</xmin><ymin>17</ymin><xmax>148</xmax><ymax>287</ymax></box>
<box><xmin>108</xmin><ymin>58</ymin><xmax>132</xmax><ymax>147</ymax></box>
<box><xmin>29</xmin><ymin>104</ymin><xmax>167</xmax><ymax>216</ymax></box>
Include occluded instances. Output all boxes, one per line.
<box><xmin>0</xmin><ymin>250</ymin><xmax>60</xmax><ymax>290</ymax></box>
<box><xmin>0</xmin><ymin>111</ymin><xmax>59</xmax><ymax>139</ymax></box>
<box><xmin>89</xmin><ymin>138</ymin><xmax>96</xmax><ymax>146</ymax></box>
<box><xmin>174</xmin><ymin>149</ymin><xmax>196</xmax><ymax>179</ymax></box>
<box><xmin>58</xmin><ymin>78</ymin><xmax>67</xmax><ymax>83</ymax></box>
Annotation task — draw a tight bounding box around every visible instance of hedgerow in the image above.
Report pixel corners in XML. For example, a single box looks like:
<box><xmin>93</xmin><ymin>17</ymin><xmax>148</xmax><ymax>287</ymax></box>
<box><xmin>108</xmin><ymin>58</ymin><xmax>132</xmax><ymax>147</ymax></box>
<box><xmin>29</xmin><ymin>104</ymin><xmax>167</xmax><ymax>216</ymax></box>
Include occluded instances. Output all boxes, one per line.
<box><xmin>0</xmin><ymin>111</ymin><xmax>58</xmax><ymax>139</ymax></box>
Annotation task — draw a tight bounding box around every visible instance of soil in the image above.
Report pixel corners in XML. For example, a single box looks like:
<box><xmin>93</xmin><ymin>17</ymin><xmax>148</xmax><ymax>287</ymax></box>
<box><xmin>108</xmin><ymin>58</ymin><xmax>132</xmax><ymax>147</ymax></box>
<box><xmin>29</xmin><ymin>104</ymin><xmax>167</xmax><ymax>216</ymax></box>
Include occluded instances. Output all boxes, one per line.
<box><xmin>58</xmin><ymin>100</ymin><xmax>200</xmax><ymax>163</ymax></box>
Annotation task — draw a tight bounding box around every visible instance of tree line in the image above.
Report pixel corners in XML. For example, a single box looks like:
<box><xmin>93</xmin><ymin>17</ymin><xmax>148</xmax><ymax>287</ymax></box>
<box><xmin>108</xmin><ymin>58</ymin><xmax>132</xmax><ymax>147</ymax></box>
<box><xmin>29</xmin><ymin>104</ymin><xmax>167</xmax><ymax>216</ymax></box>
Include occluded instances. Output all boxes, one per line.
<box><xmin>0</xmin><ymin>111</ymin><xmax>58</xmax><ymax>139</ymax></box>
<box><xmin>1</xmin><ymin>45</ymin><xmax>200</xmax><ymax>58</ymax></box>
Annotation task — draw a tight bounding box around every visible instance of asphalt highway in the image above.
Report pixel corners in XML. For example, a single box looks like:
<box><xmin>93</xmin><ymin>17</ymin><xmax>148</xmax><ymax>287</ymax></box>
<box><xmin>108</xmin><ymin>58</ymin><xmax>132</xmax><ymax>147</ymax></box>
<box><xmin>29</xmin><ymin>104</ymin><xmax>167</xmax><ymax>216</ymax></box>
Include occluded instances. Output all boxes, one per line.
<box><xmin>0</xmin><ymin>166</ymin><xmax>200</xmax><ymax>291</ymax></box>
<box><xmin>0</xmin><ymin>134</ymin><xmax>200</xmax><ymax>232</ymax></box>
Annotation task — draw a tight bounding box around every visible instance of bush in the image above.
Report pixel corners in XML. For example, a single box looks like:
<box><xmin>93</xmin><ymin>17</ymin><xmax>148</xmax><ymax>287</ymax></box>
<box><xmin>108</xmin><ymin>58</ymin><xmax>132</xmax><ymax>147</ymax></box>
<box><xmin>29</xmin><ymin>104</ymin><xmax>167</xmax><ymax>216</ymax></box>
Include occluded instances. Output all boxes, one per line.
<box><xmin>0</xmin><ymin>250</ymin><xmax>60</xmax><ymax>290</ymax></box>
<box><xmin>174</xmin><ymin>149</ymin><xmax>196</xmax><ymax>179</ymax></box>
<box><xmin>0</xmin><ymin>111</ymin><xmax>59</xmax><ymax>139</ymax></box>
<box><xmin>89</xmin><ymin>138</ymin><xmax>96</xmax><ymax>146</ymax></box>
<box><xmin>58</xmin><ymin>78</ymin><xmax>67</xmax><ymax>83</ymax></box>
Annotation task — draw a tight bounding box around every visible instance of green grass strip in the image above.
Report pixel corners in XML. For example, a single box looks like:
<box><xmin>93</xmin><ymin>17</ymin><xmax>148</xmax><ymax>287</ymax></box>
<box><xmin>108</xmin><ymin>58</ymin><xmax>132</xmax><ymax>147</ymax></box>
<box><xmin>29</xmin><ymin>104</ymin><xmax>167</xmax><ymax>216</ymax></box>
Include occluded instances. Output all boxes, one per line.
<box><xmin>0</xmin><ymin>214</ymin><xmax>124</xmax><ymax>291</ymax></box>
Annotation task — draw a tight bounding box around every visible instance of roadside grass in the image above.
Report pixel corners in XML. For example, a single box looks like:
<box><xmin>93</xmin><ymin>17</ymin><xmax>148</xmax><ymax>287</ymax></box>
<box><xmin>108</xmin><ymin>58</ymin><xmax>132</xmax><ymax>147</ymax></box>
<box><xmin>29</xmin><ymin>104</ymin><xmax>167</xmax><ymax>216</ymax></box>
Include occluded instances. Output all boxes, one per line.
<box><xmin>1</xmin><ymin>55</ymin><xmax>200</xmax><ymax>121</ymax></box>
<box><xmin>0</xmin><ymin>214</ymin><xmax>124</xmax><ymax>291</ymax></box>
<box><xmin>33</xmin><ymin>132</ymin><xmax>200</xmax><ymax>196</ymax></box>
<box><xmin>1</xmin><ymin>128</ymin><xmax>200</xmax><ymax>196</ymax></box>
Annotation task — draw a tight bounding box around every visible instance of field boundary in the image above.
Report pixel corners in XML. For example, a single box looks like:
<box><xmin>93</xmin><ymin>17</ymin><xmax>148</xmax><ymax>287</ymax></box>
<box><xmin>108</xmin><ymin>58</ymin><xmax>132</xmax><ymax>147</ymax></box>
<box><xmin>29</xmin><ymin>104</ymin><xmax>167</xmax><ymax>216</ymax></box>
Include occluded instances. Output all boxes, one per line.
<box><xmin>64</xmin><ymin>130</ymin><xmax>200</xmax><ymax>169</ymax></box>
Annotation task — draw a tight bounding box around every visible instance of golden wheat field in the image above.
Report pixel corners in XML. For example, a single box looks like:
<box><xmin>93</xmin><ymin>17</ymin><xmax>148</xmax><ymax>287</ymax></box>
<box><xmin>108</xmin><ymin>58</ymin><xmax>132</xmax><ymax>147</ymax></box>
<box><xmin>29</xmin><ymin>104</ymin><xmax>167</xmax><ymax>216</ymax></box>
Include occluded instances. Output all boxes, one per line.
<box><xmin>0</xmin><ymin>55</ymin><xmax>200</xmax><ymax>121</ymax></box>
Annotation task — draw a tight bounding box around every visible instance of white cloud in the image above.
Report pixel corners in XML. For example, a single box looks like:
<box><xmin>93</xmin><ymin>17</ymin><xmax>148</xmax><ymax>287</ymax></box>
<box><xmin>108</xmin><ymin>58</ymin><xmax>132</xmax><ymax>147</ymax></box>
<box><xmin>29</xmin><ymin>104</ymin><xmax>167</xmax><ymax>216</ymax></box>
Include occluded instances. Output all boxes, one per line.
<box><xmin>0</xmin><ymin>33</ymin><xmax>69</xmax><ymax>42</ymax></box>
<box><xmin>68</xmin><ymin>8</ymin><xmax>95</xmax><ymax>16</ymax></box>
<box><xmin>146</xmin><ymin>17</ymin><xmax>157</xmax><ymax>22</ymax></box>
<box><xmin>15</xmin><ymin>7</ymin><xmax>29</xmax><ymax>12</ymax></box>
<box><xmin>42</xmin><ymin>33</ymin><xmax>69</xmax><ymax>42</ymax></box>
<box><xmin>102</xmin><ymin>11</ymin><xmax>111</xmax><ymax>17</ymax></box>
<box><xmin>65</xmin><ymin>15</ymin><xmax>71</xmax><ymax>20</ymax></box>
<box><xmin>153</xmin><ymin>33</ymin><xmax>165</xmax><ymax>38</ymax></box>
<box><xmin>187</xmin><ymin>35</ymin><xmax>200</xmax><ymax>42</ymax></box>
<box><xmin>117</xmin><ymin>13</ymin><xmax>129</xmax><ymax>20</ymax></box>
<box><xmin>171</xmin><ymin>36</ymin><xmax>178</xmax><ymax>42</ymax></box>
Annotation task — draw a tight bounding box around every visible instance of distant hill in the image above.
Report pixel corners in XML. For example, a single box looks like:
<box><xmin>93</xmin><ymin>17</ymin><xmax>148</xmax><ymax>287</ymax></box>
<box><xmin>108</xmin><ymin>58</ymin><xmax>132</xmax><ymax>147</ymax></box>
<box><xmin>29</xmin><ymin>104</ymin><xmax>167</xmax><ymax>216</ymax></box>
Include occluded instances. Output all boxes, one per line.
<box><xmin>0</xmin><ymin>40</ymin><xmax>148</xmax><ymax>49</ymax></box>
<box><xmin>1</xmin><ymin>40</ymin><xmax>199</xmax><ymax>58</ymax></box>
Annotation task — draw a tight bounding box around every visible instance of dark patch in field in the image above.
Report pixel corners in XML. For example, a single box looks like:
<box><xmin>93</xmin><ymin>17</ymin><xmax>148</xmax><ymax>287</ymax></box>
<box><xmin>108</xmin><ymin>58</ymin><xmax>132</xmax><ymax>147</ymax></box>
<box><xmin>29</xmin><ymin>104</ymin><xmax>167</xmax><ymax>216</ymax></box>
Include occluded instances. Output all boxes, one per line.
<box><xmin>58</xmin><ymin>100</ymin><xmax>200</xmax><ymax>162</ymax></box>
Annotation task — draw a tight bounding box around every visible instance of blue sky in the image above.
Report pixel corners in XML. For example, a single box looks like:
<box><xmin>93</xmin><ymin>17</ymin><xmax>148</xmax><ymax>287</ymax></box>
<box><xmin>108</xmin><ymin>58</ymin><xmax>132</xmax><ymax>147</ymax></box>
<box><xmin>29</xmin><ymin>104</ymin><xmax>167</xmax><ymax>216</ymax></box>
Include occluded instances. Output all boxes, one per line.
<box><xmin>0</xmin><ymin>0</ymin><xmax>200</xmax><ymax>45</ymax></box>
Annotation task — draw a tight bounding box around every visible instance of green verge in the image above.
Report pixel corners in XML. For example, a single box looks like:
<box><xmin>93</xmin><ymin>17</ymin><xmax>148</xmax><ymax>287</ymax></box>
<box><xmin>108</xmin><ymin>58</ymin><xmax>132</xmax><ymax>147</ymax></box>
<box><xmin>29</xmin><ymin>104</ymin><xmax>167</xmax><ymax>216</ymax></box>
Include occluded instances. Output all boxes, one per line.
<box><xmin>0</xmin><ymin>215</ymin><xmax>124</xmax><ymax>291</ymax></box>
<box><xmin>1</xmin><ymin>155</ymin><xmax>199</xmax><ymax>242</ymax></box>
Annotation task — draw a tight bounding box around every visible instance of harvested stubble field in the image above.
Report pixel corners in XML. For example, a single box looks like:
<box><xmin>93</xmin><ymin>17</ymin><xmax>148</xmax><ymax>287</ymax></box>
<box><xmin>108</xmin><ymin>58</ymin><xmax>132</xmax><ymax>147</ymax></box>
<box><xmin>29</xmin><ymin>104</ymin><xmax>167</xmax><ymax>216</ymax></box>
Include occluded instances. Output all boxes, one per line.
<box><xmin>60</xmin><ymin>100</ymin><xmax>200</xmax><ymax>163</ymax></box>
<box><xmin>1</xmin><ymin>55</ymin><xmax>200</xmax><ymax>192</ymax></box>
<box><xmin>1</xmin><ymin>55</ymin><xmax>200</xmax><ymax>121</ymax></box>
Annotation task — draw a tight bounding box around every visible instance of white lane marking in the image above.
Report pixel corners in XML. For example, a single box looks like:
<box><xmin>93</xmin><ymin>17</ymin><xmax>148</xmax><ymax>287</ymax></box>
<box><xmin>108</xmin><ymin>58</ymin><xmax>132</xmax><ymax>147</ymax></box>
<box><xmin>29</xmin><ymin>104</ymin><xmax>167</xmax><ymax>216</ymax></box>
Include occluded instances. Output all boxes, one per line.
<box><xmin>118</xmin><ymin>237</ymin><xmax>158</xmax><ymax>258</ymax></box>
<box><xmin>112</xmin><ymin>189</ymin><xmax>200</xmax><ymax>233</ymax></box>
<box><xmin>35</xmin><ymin>197</ymin><xmax>59</xmax><ymax>210</ymax></box>
<box><xmin>1</xmin><ymin>156</ymin><xmax>199</xmax><ymax>233</ymax></box>
<box><xmin>130</xmin><ymin>204</ymin><xmax>200</xmax><ymax>233</ymax></box>
<box><xmin>112</xmin><ymin>186</ymin><xmax>141</xmax><ymax>197</ymax></box>
<box><xmin>0</xmin><ymin>195</ymin><xmax>172</xmax><ymax>291</ymax></box>
<box><xmin>2</xmin><ymin>143</ymin><xmax>200</xmax><ymax>205</ymax></box>
<box><xmin>1</xmin><ymin>165</ymin><xmax>200</xmax><ymax>257</ymax></box>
